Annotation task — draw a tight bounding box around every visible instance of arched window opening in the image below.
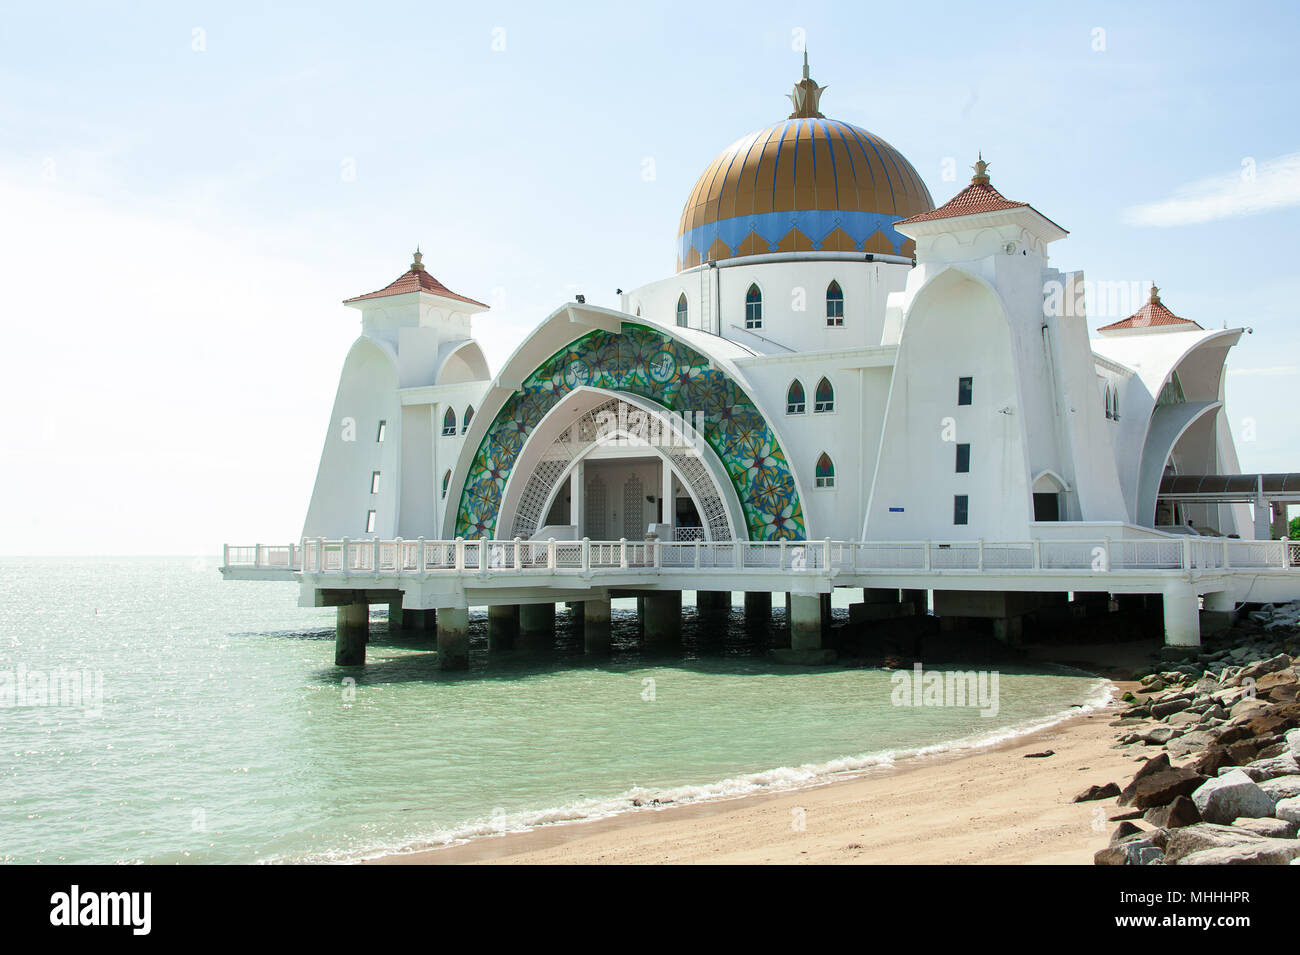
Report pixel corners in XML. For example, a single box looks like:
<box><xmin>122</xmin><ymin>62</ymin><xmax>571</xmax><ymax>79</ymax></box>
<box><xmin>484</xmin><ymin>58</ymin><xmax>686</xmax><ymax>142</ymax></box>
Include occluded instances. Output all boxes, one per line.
<box><xmin>814</xmin><ymin>377</ymin><xmax>835</xmax><ymax>413</ymax></box>
<box><xmin>442</xmin><ymin>408</ymin><xmax>457</xmax><ymax>436</ymax></box>
<box><xmin>441</xmin><ymin>470</ymin><xmax>451</xmax><ymax>500</ymax></box>
<box><xmin>786</xmin><ymin>380</ymin><xmax>806</xmax><ymax>414</ymax></box>
<box><xmin>826</xmin><ymin>280</ymin><xmax>844</xmax><ymax>326</ymax></box>
<box><xmin>463</xmin><ymin>405</ymin><xmax>474</xmax><ymax>433</ymax></box>
<box><xmin>676</xmin><ymin>293</ymin><xmax>688</xmax><ymax>327</ymax></box>
<box><xmin>745</xmin><ymin>284</ymin><xmax>762</xmax><ymax>329</ymax></box>
<box><xmin>1112</xmin><ymin>388</ymin><xmax>1120</xmax><ymax>421</ymax></box>
<box><xmin>815</xmin><ymin>453</ymin><xmax>835</xmax><ymax>488</ymax></box>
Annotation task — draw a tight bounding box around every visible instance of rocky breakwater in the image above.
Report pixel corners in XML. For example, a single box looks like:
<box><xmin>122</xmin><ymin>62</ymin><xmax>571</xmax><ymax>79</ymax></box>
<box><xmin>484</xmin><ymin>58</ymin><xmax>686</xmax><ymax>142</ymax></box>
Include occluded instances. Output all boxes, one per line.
<box><xmin>1082</xmin><ymin>602</ymin><xmax>1300</xmax><ymax>865</ymax></box>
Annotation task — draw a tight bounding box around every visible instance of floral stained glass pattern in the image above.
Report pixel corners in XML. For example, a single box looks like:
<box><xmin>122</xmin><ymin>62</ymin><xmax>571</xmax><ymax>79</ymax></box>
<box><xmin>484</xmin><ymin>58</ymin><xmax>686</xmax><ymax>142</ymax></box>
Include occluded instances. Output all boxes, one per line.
<box><xmin>454</xmin><ymin>323</ymin><xmax>806</xmax><ymax>541</ymax></box>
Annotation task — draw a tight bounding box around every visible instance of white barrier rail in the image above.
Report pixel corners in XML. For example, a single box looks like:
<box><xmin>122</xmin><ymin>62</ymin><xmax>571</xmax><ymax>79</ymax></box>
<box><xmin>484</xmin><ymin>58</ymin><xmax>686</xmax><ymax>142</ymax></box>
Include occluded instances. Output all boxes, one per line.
<box><xmin>221</xmin><ymin>536</ymin><xmax>1300</xmax><ymax>576</ymax></box>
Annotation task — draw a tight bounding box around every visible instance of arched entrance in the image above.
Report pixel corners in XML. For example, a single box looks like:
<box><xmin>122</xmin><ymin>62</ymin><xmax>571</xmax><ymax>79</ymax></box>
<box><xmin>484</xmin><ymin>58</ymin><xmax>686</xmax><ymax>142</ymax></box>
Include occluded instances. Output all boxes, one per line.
<box><xmin>453</xmin><ymin>322</ymin><xmax>806</xmax><ymax>541</ymax></box>
<box><xmin>498</xmin><ymin>391</ymin><xmax>743</xmax><ymax>541</ymax></box>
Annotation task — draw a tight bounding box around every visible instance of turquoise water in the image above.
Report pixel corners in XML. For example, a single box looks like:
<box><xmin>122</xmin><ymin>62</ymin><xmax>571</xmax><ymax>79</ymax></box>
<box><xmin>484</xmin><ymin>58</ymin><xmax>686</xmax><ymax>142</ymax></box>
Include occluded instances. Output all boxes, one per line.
<box><xmin>0</xmin><ymin>558</ymin><xmax>1108</xmax><ymax>864</ymax></box>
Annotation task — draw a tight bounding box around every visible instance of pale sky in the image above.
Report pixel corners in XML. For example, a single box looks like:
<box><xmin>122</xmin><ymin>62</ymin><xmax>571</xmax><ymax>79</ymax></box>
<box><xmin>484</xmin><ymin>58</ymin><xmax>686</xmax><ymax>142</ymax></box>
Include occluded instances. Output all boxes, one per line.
<box><xmin>2</xmin><ymin>1</ymin><xmax>1298</xmax><ymax>554</ymax></box>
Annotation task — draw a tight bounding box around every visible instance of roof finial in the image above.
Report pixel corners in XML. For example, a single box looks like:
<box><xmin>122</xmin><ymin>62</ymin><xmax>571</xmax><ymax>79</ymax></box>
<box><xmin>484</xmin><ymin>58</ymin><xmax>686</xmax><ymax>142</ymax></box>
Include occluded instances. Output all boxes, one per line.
<box><xmin>411</xmin><ymin>247</ymin><xmax>425</xmax><ymax>272</ymax></box>
<box><xmin>971</xmin><ymin>152</ymin><xmax>990</xmax><ymax>185</ymax></box>
<box><xmin>1149</xmin><ymin>282</ymin><xmax>1160</xmax><ymax>304</ymax></box>
<box><xmin>787</xmin><ymin>50</ymin><xmax>826</xmax><ymax>119</ymax></box>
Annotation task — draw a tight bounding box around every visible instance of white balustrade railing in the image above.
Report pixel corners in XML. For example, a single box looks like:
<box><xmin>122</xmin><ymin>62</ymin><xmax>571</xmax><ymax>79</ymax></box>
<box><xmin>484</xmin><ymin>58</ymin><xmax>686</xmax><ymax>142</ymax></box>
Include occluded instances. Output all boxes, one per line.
<box><xmin>224</xmin><ymin>535</ymin><xmax>1300</xmax><ymax>576</ymax></box>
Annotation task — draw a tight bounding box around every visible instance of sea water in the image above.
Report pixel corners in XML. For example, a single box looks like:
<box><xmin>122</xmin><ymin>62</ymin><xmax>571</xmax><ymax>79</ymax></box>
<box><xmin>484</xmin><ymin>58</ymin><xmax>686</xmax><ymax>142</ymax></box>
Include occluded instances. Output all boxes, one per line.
<box><xmin>0</xmin><ymin>557</ymin><xmax>1109</xmax><ymax>864</ymax></box>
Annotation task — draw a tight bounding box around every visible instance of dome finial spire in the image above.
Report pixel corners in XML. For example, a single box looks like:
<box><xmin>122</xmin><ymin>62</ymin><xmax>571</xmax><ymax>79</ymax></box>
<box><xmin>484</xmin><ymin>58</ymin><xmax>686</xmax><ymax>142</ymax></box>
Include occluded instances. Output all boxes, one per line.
<box><xmin>788</xmin><ymin>50</ymin><xmax>826</xmax><ymax>119</ymax></box>
<box><xmin>1150</xmin><ymin>282</ymin><xmax>1160</xmax><ymax>304</ymax></box>
<box><xmin>411</xmin><ymin>247</ymin><xmax>425</xmax><ymax>272</ymax></box>
<box><xmin>971</xmin><ymin>152</ymin><xmax>990</xmax><ymax>185</ymax></box>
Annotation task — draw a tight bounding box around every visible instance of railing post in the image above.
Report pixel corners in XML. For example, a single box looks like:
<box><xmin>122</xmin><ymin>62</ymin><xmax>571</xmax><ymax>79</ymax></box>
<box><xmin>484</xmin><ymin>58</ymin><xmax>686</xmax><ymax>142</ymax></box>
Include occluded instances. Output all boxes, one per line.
<box><xmin>1181</xmin><ymin>537</ymin><xmax>1191</xmax><ymax>572</ymax></box>
<box><xmin>342</xmin><ymin>538</ymin><xmax>351</xmax><ymax>576</ymax></box>
<box><xmin>455</xmin><ymin>537</ymin><xmax>465</xmax><ymax>573</ymax></box>
<box><xmin>734</xmin><ymin>541</ymin><xmax>742</xmax><ymax>570</ymax></box>
<box><xmin>582</xmin><ymin>537</ymin><xmax>590</xmax><ymax>573</ymax></box>
<box><xmin>223</xmin><ymin>543</ymin><xmax>230</xmax><ymax>568</ymax></box>
<box><xmin>393</xmin><ymin>537</ymin><xmax>403</xmax><ymax>576</ymax></box>
<box><xmin>1223</xmin><ymin>537</ymin><xmax>1229</xmax><ymax>569</ymax></box>
<box><xmin>849</xmin><ymin>540</ymin><xmax>858</xmax><ymax>573</ymax></box>
<box><xmin>1104</xmin><ymin>536</ymin><xmax>1112</xmax><ymax>572</ymax></box>
<box><xmin>922</xmin><ymin>540</ymin><xmax>931</xmax><ymax>571</ymax></box>
<box><xmin>619</xmin><ymin>538</ymin><xmax>628</xmax><ymax>569</ymax></box>
<box><xmin>1032</xmin><ymin>539</ymin><xmax>1041</xmax><ymax>570</ymax></box>
<box><xmin>694</xmin><ymin>540</ymin><xmax>701</xmax><ymax>570</ymax></box>
<box><xmin>372</xmin><ymin>537</ymin><xmax>381</xmax><ymax>573</ymax></box>
<box><xmin>547</xmin><ymin>538</ymin><xmax>556</xmax><ymax>571</ymax></box>
<box><xmin>823</xmin><ymin>537</ymin><xmax>831</xmax><ymax>570</ymax></box>
<box><xmin>480</xmin><ymin>537</ymin><xmax>489</xmax><ymax>576</ymax></box>
<box><xmin>653</xmin><ymin>536</ymin><xmax>661</xmax><ymax>570</ymax></box>
<box><xmin>255</xmin><ymin>543</ymin><xmax>263</xmax><ymax>568</ymax></box>
<box><xmin>315</xmin><ymin>538</ymin><xmax>324</xmax><ymax>574</ymax></box>
<box><xmin>416</xmin><ymin>538</ymin><xmax>425</xmax><ymax>574</ymax></box>
<box><xmin>978</xmin><ymin>539</ymin><xmax>985</xmax><ymax>572</ymax></box>
<box><xmin>779</xmin><ymin>540</ymin><xmax>787</xmax><ymax>571</ymax></box>
<box><xmin>514</xmin><ymin>537</ymin><xmax>522</xmax><ymax>571</ymax></box>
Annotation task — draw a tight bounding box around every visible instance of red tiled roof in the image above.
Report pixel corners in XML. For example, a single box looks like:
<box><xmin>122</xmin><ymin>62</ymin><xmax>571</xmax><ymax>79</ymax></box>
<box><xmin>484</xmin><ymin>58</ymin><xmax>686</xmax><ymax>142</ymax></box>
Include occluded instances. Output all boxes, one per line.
<box><xmin>1098</xmin><ymin>293</ymin><xmax>1202</xmax><ymax>332</ymax></box>
<box><xmin>344</xmin><ymin>262</ymin><xmax>487</xmax><ymax>308</ymax></box>
<box><xmin>896</xmin><ymin>179</ymin><xmax>1030</xmax><ymax>224</ymax></box>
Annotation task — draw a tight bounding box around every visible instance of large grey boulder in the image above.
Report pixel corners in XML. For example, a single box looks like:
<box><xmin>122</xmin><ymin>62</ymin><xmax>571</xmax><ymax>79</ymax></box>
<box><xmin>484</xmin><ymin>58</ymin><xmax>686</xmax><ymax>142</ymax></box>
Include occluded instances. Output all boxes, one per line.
<box><xmin>1164</xmin><ymin>823</ymin><xmax>1268</xmax><ymax>864</ymax></box>
<box><xmin>1276</xmin><ymin>796</ymin><xmax>1300</xmax><ymax>824</ymax></box>
<box><xmin>1258</xmin><ymin>775</ymin><xmax>1300</xmax><ymax>803</ymax></box>
<box><xmin>1232</xmin><ymin>816</ymin><xmax>1299</xmax><ymax>838</ymax></box>
<box><xmin>1286</xmin><ymin>727</ymin><xmax>1300</xmax><ymax>759</ymax></box>
<box><xmin>1246</xmin><ymin>753</ymin><xmax>1300</xmax><ymax>780</ymax></box>
<box><xmin>1177</xmin><ymin>840</ymin><xmax>1300</xmax><ymax>865</ymax></box>
<box><xmin>1191</xmin><ymin>770</ymin><xmax>1277</xmax><ymax>824</ymax></box>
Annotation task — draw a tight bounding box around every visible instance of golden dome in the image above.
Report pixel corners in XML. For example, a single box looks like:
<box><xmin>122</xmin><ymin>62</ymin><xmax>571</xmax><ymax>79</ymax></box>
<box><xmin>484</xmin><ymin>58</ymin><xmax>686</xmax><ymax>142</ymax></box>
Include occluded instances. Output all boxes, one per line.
<box><xmin>676</xmin><ymin>63</ymin><xmax>933</xmax><ymax>270</ymax></box>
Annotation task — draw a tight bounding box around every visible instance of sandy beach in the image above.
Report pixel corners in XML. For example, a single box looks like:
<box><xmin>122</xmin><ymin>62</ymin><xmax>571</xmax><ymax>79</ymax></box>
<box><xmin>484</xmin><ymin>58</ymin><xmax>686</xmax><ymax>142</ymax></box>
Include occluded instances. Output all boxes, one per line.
<box><xmin>367</xmin><ymin>641</ymin><xmax>1155</xmax><ymax>865</ymax></box>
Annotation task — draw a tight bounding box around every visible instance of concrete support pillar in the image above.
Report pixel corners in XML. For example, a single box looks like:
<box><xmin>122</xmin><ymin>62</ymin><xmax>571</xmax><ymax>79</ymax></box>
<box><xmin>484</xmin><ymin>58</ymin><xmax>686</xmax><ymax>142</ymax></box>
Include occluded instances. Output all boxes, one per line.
<box><xmin>642</xmin><ymin>591</ymin><xmax>682</xmax><ymax>644</ymax></box>
<box><xmin>901</xmin><ymin>589</ymin><xmax>927</xmax><ymax>615</ymax></box>
<box><xmin>520</xmin><ymin>602</ymin><xmax>555</xmax><ymax>634</ymax></box>
<box><xmin>991</xmin><ymin>616</ymin><xmax>1023</xmax><ymax>645</ymax></box>
<box><xmin>583</xmin><ymin>596</ymin><xmax>612</xmax><ymax>654</ymax></box>
<box><xmin>436</xmin><ymin>608</ymin><xmax>470</xmax><ymax>670</ymax></box>
<box><xmin>820</xmin><ymin>592</ymin><xmax>832</xmax><ymax>630</ymax></box>
<box><xmin>1161</xmin><ymin>582</ymin><xmax>1201</xmax><ymax>650</ymax></box>
<box><xmin>696</xmin><ymin>590</ymin><xmax>731</xmax><ymax>614</ymax></box>
<box><xmin>1255</xmin><ymin>502</ymin><xmax>1273</xmax><ymax>540</ymax></box>
<box><xmin>387</xmin><ymin>600</ymin><xmax>403</xmax><ymax>629</ymax></box>
<box><xmin>1201</xmin><ymin>590</ymin><xmax>1236</xmax><ymax>636</ymax></box>
<box><xmin>1271</xmin><ymin>503</ymin><xmax>1288</xmax><ymax>541</ymax></box>
<box><xmin>745</xmin><ymin>591</ymin><xmax>772</xmax><ymax>621</ymax></box>
<box><xmin>488</xmin><ymin>604</ymin><xmax>519</xmax><ymax>650</ymax></box>
<box><xmin>335</xmin><ymin>601</ymin><xmax>368</xmax><ymax>666</ymax></box>
<box><xmin>402</xmin><ymin>608</ymin><xmax>435</xmax><ymax>631</ymax></box>
<box><xmin>789</xmin><ymin>595</ymin><xmax>824</xmax><ymax>650</ymax></box>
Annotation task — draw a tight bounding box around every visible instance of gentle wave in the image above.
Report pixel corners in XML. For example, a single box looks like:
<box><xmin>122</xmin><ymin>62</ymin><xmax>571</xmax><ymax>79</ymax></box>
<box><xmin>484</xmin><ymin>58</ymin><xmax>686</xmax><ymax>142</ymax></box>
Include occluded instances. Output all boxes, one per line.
<box><xmin>283</xmin><ymin>670</ymin><xmax>1114</xmax><ymax>865</ymax></box>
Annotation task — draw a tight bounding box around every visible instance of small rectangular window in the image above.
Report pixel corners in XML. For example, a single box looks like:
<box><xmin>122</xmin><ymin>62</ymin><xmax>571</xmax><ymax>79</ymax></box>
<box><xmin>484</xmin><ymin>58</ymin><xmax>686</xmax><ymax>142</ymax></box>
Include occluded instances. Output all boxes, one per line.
<box><xmin>371</xmin><ymin>471</ymin><xmax>381</xmax><ymax>494</ymax></box>
<box><xmin>953</xmin><ymin>495</ymin><xmax>969</xmax><ymax>525</ymax></box>
<box><xmin>376</xmin><ymin>420</ymin><xmax>387</xmax><ymax>442</ymax></box>
<box><xmin>366</xmin><ymin>509</ymin><xmax>377</xmax><ymax>534</ymax></box>
<box><xmin>955</xmin><ymin>444</ymin><xmax>970</xmax><ymax>473</ymax></box>
<box><xmin>957</xmin><ymin>377</ymin><xmax>973</xmax><ymax>406</ymax></box>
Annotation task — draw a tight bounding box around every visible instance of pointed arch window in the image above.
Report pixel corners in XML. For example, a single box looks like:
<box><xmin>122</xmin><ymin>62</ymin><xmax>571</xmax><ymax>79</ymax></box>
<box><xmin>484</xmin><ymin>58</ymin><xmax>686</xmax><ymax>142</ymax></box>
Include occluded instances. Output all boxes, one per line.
<box><xmin>1104</xmin><ymin>386</ymin><xmax>1113</xmax><ymax>420</ymax></box>
<box><xmin>441</xmin><ymin>470</ymin><xmax>451</xmax><ymax>500</ymax></box>
<box><xmin>815</xmin><ymin>453</ymin><xmax>835</xmax><ymax>488</ymax></box>
<box><xmin>814</xmin><ymin>377</ymin><xmax>835</xmax><ymax>413</ymax></box>
<box><xmin>745</xmin><ymin>284</ymin><xmax>762</xmax><ymax>329</ymax></box>
<box><xmin>1111</xmin><ymin>388</ymin><xmax>1120</xmax><ymax>421</ymax></box>
<box><xmin>826</xmin><ymin>280</ymin><xmax>844</xmax><ymax>326</ymax></box>
<box><xmin>786</xmin><ymin>380</ymin><xmax>806</xmax><ymax>414</ymax></box>
<box><xmin>676</xmin><ymin>293</ymin><xmax>688</xmax><ymax>327</ymax></box>
<box><xmin>442</xmin><ymin>408</ymin><xmax>457</xmax><ymax>436</ymax></box>
<box><xmin>463</xmin><ymin>405</ymin><xmax>474</xmax><ymax>433</ymax></box>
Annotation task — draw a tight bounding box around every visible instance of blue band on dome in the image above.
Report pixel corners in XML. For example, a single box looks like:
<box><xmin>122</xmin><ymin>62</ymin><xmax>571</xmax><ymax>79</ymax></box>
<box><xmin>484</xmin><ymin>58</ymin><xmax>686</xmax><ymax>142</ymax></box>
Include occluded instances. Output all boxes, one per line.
<box><xmin>678</xmin><ymin>209</ymin><xmax>908</xmax><ymax>264</ymax></box>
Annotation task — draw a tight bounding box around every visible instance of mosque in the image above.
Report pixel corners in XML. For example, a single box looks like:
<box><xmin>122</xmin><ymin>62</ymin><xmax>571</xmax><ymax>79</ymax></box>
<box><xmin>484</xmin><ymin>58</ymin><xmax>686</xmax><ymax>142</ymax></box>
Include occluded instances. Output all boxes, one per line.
<box><xmin>223</xmin><ymin>58</ymin><xmax>1300</xmax><ymax>667</ymax></box>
